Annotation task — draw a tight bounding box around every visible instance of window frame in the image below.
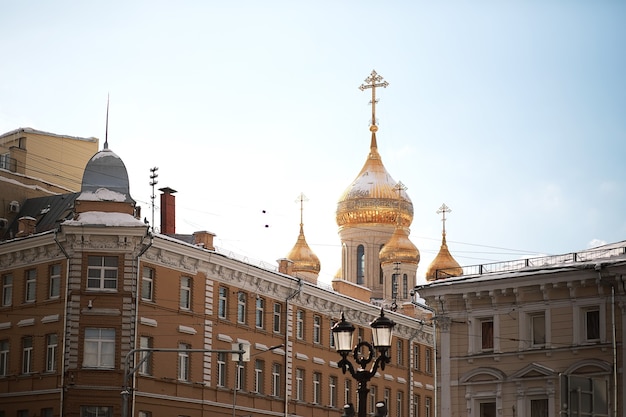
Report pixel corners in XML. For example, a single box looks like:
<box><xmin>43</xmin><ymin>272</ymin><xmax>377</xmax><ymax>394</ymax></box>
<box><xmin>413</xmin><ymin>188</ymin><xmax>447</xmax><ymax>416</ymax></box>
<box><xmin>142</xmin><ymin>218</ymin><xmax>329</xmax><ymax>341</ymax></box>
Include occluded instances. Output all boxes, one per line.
<box><xmin>25</xmin><ymin>269</ymin><xmax>37</xmax><ymax>302</ymax></box>
<box><xmin>329</xmin><ymin>375</ymin><xmax>338</xmax><ymax>407</ymax></box>
<box><xmin>254</xmin><ymin>359</ymin><xmax>264</xmax><ymax>394</ymax></box>
<box><xmin>273</xmin><ymin>302</ymin><xmax>282</xmax><ymax>333</ymax></box>
<box><xmin>141</xmin><ymin>267</ymin><xmax>154</xmax><ymax>301</ymax></box>
<box><xmin>237</xmin><ymin>291</ymin><xmax>247</xmax><ymax>324</ymax></box>
<box><xmin>313</xmin><ymin>315</ymin><xmax>321</xmax><ymax>344</ymax></box>
<box><xmin>49</xmin><ymin>264</ymin><xmax>61</xmax><ymax>299</ymax></box>
<box><xmin>22</xmin><ymin>336</ymin><xmax>33</xmax><ymax>374</ymax></box>
<box><xmin>217</xmin><ymin>352</ymin><xmax>227</xmax><ymax>387</ymax></box>
<box><xmin>272</xmin><ymin>362</ymin><xmax>282</xmax><ymax>397</ymax></box>
<box><xmin>295</xmin><ymin>368</ymin><xmax>304</xmax><ymax>401</ymax></box>
<box><xmin>46</xmin><ymin>333</ymin><xmax>58</xmax><ymax>372</ymax></box>
<box><xmin>218</xmin><ymin>286</ymin><xmax>228</xmax><ymax>319</ymax></box>
<box><xmin>0</xmin><ymin>339</ymin><xmax>8</xmax><ymax>376</ymax></box>
<box><xmin>413</xmin><ymin>344</ymin><xmax>420</xmax><ymax>371</ymax></box>
<box><xmin>83</xmin><ymin>328</ymin><xmax>116</xmax><ymax>369</ymax></box>
<box><xmin>313</xmin><ymin>371</ymin><xmax>321</xmax><ymax>404</ymax></box>
<box><xmin>139</xmin><ymin>336</ymin><xmax>152</xmax><ymax>375</ymax></box>
<box><xmin>296</xmin><ymin>310</ymin><xmax>304</xmax><ymax>340</ymax></box>
<box><xmin>255</xmin><ymin>297</ymin><xmax>265</xmax><ymax>329</ymax></box>
<box><xmin>87</xmin><ymin>255</ymin><xmax>118</xmax><ymax>291</ymax></box>
<box><xmin>178</xmin><ymin>343</ymin><xmax>190</xmax><ymax>381</ymax></box>
<box><xmin>1</xmin><ymin>274</ymin><xmax>12</xmax><ymax>307</ymax></box>
<box><xmin>179</xmin><ymin>277</ymin><xmax>191</xmax><ymax>310</ymax></box>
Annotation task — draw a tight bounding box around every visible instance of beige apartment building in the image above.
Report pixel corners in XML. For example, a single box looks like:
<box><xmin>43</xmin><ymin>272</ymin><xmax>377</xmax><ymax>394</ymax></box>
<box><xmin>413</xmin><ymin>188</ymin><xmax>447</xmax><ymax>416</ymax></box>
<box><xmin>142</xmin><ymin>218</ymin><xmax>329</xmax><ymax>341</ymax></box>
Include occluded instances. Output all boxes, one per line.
<box><xmin>417</xmin><ymin>244</ymin><xmax>626</xmax><ymax>417</ymax></box>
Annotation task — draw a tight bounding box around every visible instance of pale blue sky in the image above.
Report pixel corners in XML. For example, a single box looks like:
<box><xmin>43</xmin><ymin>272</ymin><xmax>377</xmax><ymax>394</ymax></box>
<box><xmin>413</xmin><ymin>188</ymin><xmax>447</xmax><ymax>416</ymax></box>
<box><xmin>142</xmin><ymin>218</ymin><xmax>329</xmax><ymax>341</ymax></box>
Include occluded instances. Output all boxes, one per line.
<box><xmin>1</xmin><ymin>1</ymin><xmax>625</xmax><ymax>284</ymax></box>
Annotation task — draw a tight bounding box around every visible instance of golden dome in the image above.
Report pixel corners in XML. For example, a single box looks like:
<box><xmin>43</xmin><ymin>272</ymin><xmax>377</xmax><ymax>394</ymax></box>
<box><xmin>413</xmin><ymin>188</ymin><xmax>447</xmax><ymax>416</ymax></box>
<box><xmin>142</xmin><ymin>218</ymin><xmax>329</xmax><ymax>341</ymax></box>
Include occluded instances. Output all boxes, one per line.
<box><xmin>425</xmin><ymin>234</ymin><xmax>463</xmax><ymax>281</ymax></box>
<box><xmin>379</xmin><ymin>226</ymin><xmax>420</xmax><ymax>265</ymax></box>
<box><xmin>286</xmin><ymin>224</ymin><xmax>321</xmax><ymax>275</ymax></box>
<box><xmin>336</xmin><ymin>131</ymin><xmax>413</xmax><ymax>228</ymax></box>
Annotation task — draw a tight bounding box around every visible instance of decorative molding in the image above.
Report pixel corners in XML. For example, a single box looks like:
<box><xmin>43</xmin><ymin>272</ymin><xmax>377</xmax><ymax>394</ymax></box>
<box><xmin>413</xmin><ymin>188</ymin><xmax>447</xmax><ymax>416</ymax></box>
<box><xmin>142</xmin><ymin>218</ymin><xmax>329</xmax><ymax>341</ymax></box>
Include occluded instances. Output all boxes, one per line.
<box><xmin>17</xmin><ymin>318</ymin><xmax>35</xmax><ymax>327</ymax></box>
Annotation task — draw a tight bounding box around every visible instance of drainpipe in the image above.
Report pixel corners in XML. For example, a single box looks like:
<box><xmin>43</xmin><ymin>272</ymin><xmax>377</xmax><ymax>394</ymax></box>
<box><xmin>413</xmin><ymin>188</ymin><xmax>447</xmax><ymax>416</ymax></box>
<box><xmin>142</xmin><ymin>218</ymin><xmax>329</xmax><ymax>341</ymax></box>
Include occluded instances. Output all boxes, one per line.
<box><xmin>54</xmin><ymin>229</ymin><xmax>70</xmax><ymax>417</ymax></box>
<box><xmin>611</xmin><ymin>283</ymin><xmax>617</xmax><ymax>417</ymax></box>
<box><xmin>284</xmin><ymin>279</ymin><xmax>302</xmax><ymax>417</ymax></box>
<box><xmin>411</xmin><ymin>297</ymin><xmax>438</xmax><ymax>417</ymax></box>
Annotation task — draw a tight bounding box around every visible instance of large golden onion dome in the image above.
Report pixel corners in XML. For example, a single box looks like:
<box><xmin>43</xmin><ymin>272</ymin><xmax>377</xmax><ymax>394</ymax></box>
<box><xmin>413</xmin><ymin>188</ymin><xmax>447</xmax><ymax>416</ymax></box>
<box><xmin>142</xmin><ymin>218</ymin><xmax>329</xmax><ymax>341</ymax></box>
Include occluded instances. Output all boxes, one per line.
<box><xmin>425</xmin><ymin>234</ymin><xmax>463</xmax><ymax>281</ymax></box>
<box><xmin>336</xmin><ymin>128</ymin><xmax>413</xmax><ymax>229</ymax></box>
<box><xmin>286</xmin><ymin>224</ymin><xmax>321</xmax><ymax>275</ymax></box>
<box><xmin>379</xmin><ymin>226</ymin><xmax>420</xmax><ymax>265</ymax></box>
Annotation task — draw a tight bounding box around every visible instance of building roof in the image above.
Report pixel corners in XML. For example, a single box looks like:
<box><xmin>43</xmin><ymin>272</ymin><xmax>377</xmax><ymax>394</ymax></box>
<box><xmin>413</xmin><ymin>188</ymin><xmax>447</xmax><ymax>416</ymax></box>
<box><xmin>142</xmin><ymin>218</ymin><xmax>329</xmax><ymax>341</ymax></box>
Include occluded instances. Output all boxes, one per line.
<box><xmin>4</xmin><ymin>192</ymin><xmax>79</xmax><ymax>239</ymax></box>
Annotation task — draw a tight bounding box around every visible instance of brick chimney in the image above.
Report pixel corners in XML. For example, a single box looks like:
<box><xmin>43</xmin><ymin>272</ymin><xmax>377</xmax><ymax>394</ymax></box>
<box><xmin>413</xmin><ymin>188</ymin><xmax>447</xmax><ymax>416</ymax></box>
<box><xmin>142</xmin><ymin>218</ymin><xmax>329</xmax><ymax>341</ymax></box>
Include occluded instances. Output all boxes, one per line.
<box><xmin>16</xmin><ymin>216</ymin><xmax>37</xmax><ymax>237</ymax></box>
<box><xmin>159</xmin><ymin>187</ymin><xmax>177</xmax><ymax>234</ymax></box>
<box><xmin>277</xmin><ymin>258</ymin><xmax>294</xmax><ymax>276</ymax></box>
<box><xmin>193</xmin><ymin>231</ymin><xmax>216</xmax><ymax>250</ymax></box>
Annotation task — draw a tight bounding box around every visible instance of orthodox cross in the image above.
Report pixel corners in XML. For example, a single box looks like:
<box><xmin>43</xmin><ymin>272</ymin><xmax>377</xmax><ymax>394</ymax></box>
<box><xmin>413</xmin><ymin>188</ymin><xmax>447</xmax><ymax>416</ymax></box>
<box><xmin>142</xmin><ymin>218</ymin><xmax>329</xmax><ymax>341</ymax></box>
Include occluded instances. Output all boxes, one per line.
<box><xmin>394</xmin><ymin>181</ymin><xmax>407</xmax><ymax>225</ymax></box>
<box><xmin>359</xmin><ymin>70</ymin><xmax>389</xmax><ymax>127</ymax></box>
<box><xmin>295</xmin><ymin>193</ymin><xmax>309</xmax><ymax>226</ymax></box>
<box><xmin>437</xmin><ymin>203</ymin><xmax>452</xmax><ymax>235</ymax></box>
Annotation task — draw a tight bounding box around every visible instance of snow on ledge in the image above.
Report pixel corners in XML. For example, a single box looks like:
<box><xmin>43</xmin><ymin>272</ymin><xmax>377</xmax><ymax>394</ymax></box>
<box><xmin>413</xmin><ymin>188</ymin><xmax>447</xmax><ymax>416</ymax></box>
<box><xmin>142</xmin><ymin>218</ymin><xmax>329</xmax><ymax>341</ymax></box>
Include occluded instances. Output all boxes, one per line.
<box><xmin>64</xmin><ymin>211</ymin><xmax>146</xmax><ymax>227</ymax></box>
<box><xmin>78</xmin><ymin>187</ymin><xmax>126</xmax><ymax>202</ymax></box>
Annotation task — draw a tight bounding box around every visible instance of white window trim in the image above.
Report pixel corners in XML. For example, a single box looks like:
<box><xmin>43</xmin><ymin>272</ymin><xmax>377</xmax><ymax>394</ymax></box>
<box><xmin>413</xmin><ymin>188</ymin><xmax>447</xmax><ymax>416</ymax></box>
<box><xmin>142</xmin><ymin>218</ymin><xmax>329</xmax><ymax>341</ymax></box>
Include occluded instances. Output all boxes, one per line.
<box><xmin>573</xmin><ymin>300</ymin><xmax>606</xmax><ymax>345</ymax></box>
<box><xmin>469</xmin><ymin>314</ymin><xmax>500</xmax><ymax>354</ymax></box>
<box><xmin>518</xmin><ymin>307</ymin><xmax>551</xmax><ymax>351</ymax></box>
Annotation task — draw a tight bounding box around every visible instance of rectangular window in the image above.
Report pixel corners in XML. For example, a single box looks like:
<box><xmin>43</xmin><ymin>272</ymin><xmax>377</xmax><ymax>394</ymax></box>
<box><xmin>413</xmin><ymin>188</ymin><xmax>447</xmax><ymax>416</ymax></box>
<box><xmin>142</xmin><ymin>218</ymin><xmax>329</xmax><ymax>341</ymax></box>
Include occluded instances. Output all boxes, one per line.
<box><xmin>141</xmin><ymin>267</ymin><xmax>154</xmax><ymax>301</ymax></box>
<box><xmin>481</xmin><ymin>319</ymin><xmax>494</xmax><ymax>350</ymax></box>
<box><xmin>49</xmin><ymin>264</ymin><xmax>61</xmax><ymax>298</ymax></box>
<box><xmin>255</xmin><ymin>297</ymin><xmax>265</xmax><ymax>329</ymax></box>
<box><xmin>272</xmin><ymin>363</ymin><xmax>282</xmax><ymax>397</ymax></box>
<box><xmin>254</xmin><ymin>359</ymin><xmax>264</xmax><ymax>393</ymax></box>
<box><xmin>218</xmin><ymin>287</ymin><xmax>228</xmax><ymax>319</ymax></box>
<box><xmin>345</xmin><ymin>379</ymin><xmax>352</xmax><ymax>406</ymax></box>
<box><xmin>369</xmin><ymin>385</ymin><xmax>378</xmax><ymax>414</ymax></box>
<box><xmin>1</xmin><ymin>274</ymin><xmax>12</xmax><ymax>306</ymax></box>
<box><xmin>83</xmin><ymin>328</ymin><xmax>115</xmax><ymax>369</ymax></box>
<box><xmin>273</xmin><ymin>303</ymin><xmax>282</xmax><ymax>333</ymax></box>
<box><xmin>217</xmin><ymin>352</ymin><xmax>227</xmax><ymax>387</ymax></box>
<box><xmin>330</xmin><ymin>319</ymin><xmax>336</xmax><ymax>348</ymax></box>
<box><xmin>139</xmin><ymin>336</ymin><xmax>152</xmax><ymax>375</ymax></box>
<box><xmin>313</xmin><ymin>372</ymin><xmax>321</xmax><ymax>404</ymax></box>
<box><xmin>46</xmin><ymin>334</ymin><xmax>58</xmax><ymax>372</ymax></box>
<box><xmin>313</xmin><ymin>315</ymin><xmax>321</xmax><ymax>344</ymax></box>
<box><xmin>585</xmin><ymin>308</ymin><xmax>600</xmax><ymax>341</ymax></box>
<box><xmin>236</xmin><ymin>361</ymin><xmax>245</xmax><ymax>391</ymax></box>
<box><xmin>296</xmin><ymin>310</ymin><xmax>304</xmax><ymax>340</ymax></box>
<box><xmin>22</xmin><ymin>336</ymin><xmax>33</xmax><ymax>374</ymax></box>
<box><xmin>531</xmin><ymin>312</ymin><xmax>546</xmax><ymax>347</ymax></box>
<box><xmin>0</xmin><ymin>339</ymin><xmax>8</xmax><ymax>376</ymax></box>
<box><xmin>397</xmin><ymin>339</ymin><xmax>404</xmax><ymax>366</ymax></box>
<box><xmin>180</xmin><ymin>277</ymin><xmax>191</xmax><ymax>310</ymax></box>
<box><xmin>329</xmin><ymin>375</ymin><xmax>338</xmax><ymax>407</ymax></box>
<box><xmin>425</xmin><ymin>348</ymin><xmax>432</xmax><ymax>374</ymax></box>
<box><xmin>530</xmin><ymin>398</ymin><xmax>548</xmax><ymax>417</ymax></box>
<box><xmin>414</xmin><ymin>394</ymin><xmax>421</xmax><ymax>417</ymax></box>
<box><xmin>425</xmin><ymin>397</ymin><xmax>432</xmax><ymax>417</ymax></box>
<box><xmin>413</xmin><ymin>345</ymin><xmax>420</xmax><ymax>370</ymax></box>
<box><xmin>402</xmin><ymin>274</ymin><xmax>408</xmax><ymax>299</ymax></box>
<box><xmin>87</xmin><ymin>256</ymin><xmax>118</xmax><ymax>291</ymax></box>
<box><xmin>237</xmin><ymin>291</ymin><xmax>246</xmax><ymax>324</ymax></box>
<box><xmin>384</xmin><ymin>388</ymin><xmax>391</xmax><ymax>414</ymax></box>
<box><xmin>80</xmin><ymin>406</ymin><xmax>113</xmax><ymax>417</ymax></box>
<box><xmin>295</xmin><ymin>368</ymin><xmax>304</xmax><ymax>401</ymax></box>
<box><xmin>178</xmin><ymin>343</ymin><xmax>190</xmax><ymax>381</ymax></box>
<box><xmin>397</xmin><ymin>391</ymin><xmax>404</xmax><ymax>417</ymax></box>
<box><xmin>41</xmin><ymin>408</ymin><xmax>53</xmax><ymax>417</ymax></box>
<box><xmin>25</xmin><ymin>269</ymin><xmax>36</xmax><ymax>302</ymax></box>
<box><xmin>479</xmin><ymin>401</ymin><xmax>496</xmax><ymax>417</ymax></box>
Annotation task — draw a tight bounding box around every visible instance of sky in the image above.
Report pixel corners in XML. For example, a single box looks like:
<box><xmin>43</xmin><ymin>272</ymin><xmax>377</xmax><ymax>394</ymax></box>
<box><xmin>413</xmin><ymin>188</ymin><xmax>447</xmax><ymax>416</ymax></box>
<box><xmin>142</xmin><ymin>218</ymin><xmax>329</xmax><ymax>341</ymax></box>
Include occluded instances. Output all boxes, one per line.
<box><xmin>1</xmin><ymin>1</ymin><xmax>625</xmax><ymax>285</ymax></box>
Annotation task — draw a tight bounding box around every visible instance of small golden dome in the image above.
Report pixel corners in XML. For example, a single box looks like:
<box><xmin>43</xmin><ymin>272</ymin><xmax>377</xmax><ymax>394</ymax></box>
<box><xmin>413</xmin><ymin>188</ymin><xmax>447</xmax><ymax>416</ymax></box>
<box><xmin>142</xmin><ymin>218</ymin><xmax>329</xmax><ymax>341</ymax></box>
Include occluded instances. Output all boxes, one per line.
<box><xmin>286</xmin><ymin>224</ymin><xmax>321</xmax><ymax>274</ymax></box>
<box><xmin>425</xmin><ymin>234</ymin><xmax>463</xmax><ymax>281</ymax></box>
<box><xmin>379</xmin><ymin>226</ymin><xmax>420</xmax><ymax>265</ymax></box>
<box><xmin>336</xmin><ymin>132</ymin><xmax>413</xmax><ymax>228</ymax></box>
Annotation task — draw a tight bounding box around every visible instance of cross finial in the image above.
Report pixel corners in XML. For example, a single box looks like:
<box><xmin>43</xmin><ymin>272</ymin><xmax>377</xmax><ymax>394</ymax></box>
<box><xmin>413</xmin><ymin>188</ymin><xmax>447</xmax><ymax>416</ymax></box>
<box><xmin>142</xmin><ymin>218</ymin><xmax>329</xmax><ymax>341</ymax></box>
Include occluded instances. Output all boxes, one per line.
<box><xmin>394</xmin><ymin>181</ymin><xmax>407</xmax><ymax>225</ymax></box>
<box><xmin>359</xmin><ymin>70</ymin><xmax>389</xmax><ymax>130</ymax></box>
<box><xmin>295</xmin><ymin>193</ymin><xmax>309</xmax><ymax>226</ymax></box>
<box><xmin>436</xmin><ymin>203</ymin><xmax>452</xmax><ymax>235</ymax></box>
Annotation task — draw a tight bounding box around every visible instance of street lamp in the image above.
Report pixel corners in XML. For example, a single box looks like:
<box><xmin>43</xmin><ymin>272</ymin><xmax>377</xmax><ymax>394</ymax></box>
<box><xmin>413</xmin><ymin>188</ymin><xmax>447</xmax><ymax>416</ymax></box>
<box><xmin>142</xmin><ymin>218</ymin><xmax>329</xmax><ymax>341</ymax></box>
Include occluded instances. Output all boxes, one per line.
<box><xmin>331</xmin><ymin>308</ymin><xmax>395</xmax><ymax>417</ymax></box>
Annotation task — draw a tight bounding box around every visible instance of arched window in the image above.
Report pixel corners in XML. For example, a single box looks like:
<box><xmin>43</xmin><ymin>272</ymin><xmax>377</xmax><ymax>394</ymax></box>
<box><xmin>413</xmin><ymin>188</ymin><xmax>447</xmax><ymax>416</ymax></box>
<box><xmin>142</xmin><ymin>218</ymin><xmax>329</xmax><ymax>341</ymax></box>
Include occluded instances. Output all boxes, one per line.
<box><xmin>357</xmin><ymin>245</ymin><xmax>365</xmax><ymax>285</ymax></box>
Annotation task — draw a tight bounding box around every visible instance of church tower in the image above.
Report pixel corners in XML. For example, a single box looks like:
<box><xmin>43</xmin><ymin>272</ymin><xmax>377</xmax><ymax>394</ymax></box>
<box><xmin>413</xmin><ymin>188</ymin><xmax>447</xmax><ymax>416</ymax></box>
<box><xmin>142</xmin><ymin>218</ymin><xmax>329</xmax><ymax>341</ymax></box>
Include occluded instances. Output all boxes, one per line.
<box><xmin>425</xmin><ymin>203</ymin><xmax>463</xmax><ymax>281</ymax></box>
<box><xmin>335</xmin><ymin>71</ymin><xmax>419</xmax><ymax>304</ymax></box>
<box><xmin>285</xmin><ymin>193</ymin><xmax>321</xmax><ymax>284</ymax></box>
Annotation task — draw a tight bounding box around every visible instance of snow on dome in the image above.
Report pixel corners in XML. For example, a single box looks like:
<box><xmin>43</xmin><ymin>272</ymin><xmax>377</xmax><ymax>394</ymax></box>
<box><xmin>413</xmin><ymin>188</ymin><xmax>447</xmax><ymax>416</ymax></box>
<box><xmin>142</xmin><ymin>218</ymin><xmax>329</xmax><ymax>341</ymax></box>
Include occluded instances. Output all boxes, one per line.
<box><xmin>80</xmin><ymin>148</ymin><xmax>135</xmax><ymax>203</ymax></box>
<box><xmin>78</xmin><ymin>187</ymin><xmax>127</xmax><ymax>202</ymax></box>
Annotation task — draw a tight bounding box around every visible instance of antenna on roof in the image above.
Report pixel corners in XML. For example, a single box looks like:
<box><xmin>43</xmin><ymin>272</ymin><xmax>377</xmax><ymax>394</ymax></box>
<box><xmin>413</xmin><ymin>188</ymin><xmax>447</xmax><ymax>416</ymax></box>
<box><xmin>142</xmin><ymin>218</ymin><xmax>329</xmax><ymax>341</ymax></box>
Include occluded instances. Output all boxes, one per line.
<box><xmin>150</xmin><ymin>167</ymin><xmax>159</xmax><ymax>233</ymax></box>
<box><xmin>104</xmin><ymin>94</ymin><xmax>110</xmax><ymax>150</ymax></box>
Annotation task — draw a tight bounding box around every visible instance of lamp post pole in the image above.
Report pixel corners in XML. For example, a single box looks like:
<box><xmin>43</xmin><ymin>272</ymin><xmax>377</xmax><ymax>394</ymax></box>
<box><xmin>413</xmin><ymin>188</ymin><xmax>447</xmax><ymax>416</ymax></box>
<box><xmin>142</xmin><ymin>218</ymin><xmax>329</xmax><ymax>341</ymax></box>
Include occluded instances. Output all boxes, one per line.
<box><xmin>332</xmin><ymin>308</ymin><xmax>395</xmax><ymax>417</ymax></box>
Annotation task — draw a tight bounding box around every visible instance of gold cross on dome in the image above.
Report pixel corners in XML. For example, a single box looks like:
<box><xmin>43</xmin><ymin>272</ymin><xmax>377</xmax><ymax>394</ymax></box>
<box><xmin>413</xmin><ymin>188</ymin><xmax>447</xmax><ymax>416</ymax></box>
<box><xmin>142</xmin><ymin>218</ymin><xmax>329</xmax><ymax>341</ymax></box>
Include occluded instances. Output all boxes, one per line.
<box><xmin>437</xmin><ymin>203</ymin><xmax>452</xmax><ymax>234</ymax></box>
<box><xmin>359</xmin><ymin>70</ymin><xmax>389</xmax><ymax>127</ymax></box>
<box><xmin>295</xmin><ymin>193</ymin><xmax>309</xmax><ymax>226</ymax></box>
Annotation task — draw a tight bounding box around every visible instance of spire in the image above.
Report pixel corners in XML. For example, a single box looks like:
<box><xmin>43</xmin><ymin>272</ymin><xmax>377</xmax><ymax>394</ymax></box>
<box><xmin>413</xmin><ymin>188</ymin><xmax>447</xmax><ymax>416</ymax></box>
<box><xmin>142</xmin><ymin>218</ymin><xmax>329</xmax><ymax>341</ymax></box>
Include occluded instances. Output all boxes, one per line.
<box><xmin>360</xmin><ymin>70</ymin><xmax>388</xmax><ymax>158</ymax></box>
<box><xmin>104</xmin><ymin>94</ymin><xmax>110</xmax><ymax>150</ymax></box>
<box><xmin>286</xmin><ymin>193</ymin><xmax>320</xmax><ymax>283</ymax></box>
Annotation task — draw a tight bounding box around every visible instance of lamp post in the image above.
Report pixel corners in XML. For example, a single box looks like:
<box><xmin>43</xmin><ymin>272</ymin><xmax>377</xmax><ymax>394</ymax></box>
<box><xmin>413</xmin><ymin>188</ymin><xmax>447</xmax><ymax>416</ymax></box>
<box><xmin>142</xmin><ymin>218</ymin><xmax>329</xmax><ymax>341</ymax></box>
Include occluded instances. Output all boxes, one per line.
<box><xmin>332</xmin><ymin>308</ymin><xmax>395</xmax><ymax>417</ymax></box>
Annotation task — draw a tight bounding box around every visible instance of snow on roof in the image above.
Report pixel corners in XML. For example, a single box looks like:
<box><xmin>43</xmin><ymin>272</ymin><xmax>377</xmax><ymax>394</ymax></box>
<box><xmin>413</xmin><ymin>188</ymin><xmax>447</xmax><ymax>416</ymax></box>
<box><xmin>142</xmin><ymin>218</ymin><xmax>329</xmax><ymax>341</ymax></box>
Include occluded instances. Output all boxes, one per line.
<box><xmin>64</xmin><ymin>211</ymin><xmax>146</xmax><ymax>227</ymax></box>
<box><xmin>90</xmin><ymin>148</ymin><xmax>121</xmax><ymax>161</ymax></box>
<box><xmin>78</xmin><ymin>188</ymin><xmax>127</xmax><ymax>202</ymax></box>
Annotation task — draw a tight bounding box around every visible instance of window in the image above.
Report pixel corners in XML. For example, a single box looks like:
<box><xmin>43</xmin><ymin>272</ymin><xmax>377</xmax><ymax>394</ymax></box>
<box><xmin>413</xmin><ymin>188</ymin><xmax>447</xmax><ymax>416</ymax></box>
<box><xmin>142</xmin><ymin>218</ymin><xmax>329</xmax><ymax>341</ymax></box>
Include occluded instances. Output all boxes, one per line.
<box><xmin>217</xmin><ymin>352</ymin><xmax>227</xmax><ymax>387</ymax></box>
<box><xmin>49</xmin><ymin>264</ymin><xmax>61</xmax><ymax>298</ymax></box>
<box><xmin>357</xmin><ymin>245</ymin><xmax>365</xmax><ymax>285</ymax></box>
<box><xmin>329</xmin><ymin>375</ymin><xmax>338</xmax><ymax>407</ymax></box>
<box><xmin>0</xmin><ymin>339</ymin><xmax>8</xmax><ymax>376</ymax></box>
<box><xmin>561</xmin><ymin>374</ymin><xmax>608</xmax><ymax>417</ymax></box>
<box><xmin>272</xmin><ymin>363</ymin><xmax>282</xmax><ymax>397</ymax></box>
<box><xmin>345</xmin><ymin>379</ymin><xmax>352</xmax><ymax>406</ymax></box>
<box><xmin>138</xmin><ymin>412</ymin><xmax>152</xmax><ymax>417</ymax></box>
<box><xmin>1</xmin><ymin>274</ymin><xmax>12</xmax><ymax>306</ymax></box>
<box><xmin>402</xmin><ymin>274</ymin><xmax>408</xmax><ymax>299</ymax></box>
<box><xmin>392</xmin><ymin>273</ymin><xmax>398</xmax><ymax>300</ymax></box>
<box><xmin>237</xmin><ymin>291</ymin><xmax>246</xmax><ymax>324</ymax></box>
<box><xmin>397</xmin><ymin>391</ymin><xmax>404</xmax><ymax>417</ymax></box>
<box><xmin>369</xmin><ymin>385</ymin><xmax>378</xmax><ymax>414</ymax></box>
<box><xmin>80</xmin><ymin>406</ymin><xmax>113</xmax><ymax>417</ymax></box>
<box><xmin>384</xmin><ymin>388</ymin><xmax>391</xmax><ymax>414</ymax></box>
<box><xmin>530</xmin><ymin>398</ymin><xmax>548</xmax><ymax>417</ymax></box>
<box><xmin>87</xmin><ymin>256</ymin><xmax>118</xmax><ymax>291</ymax></box>
<box><xmin>425</xmin><ymin>397</ymin><xmax>432</xmax><ymax>417</ymax></box>
<box><xmin>273</xmin><ymin>303</ymin><xmax>282</xmax><ymax>333</ymax></box>
<box><xmin>25</xmin><ymin>269</ymin><xmax>36</xmax><ymax>302</ymax></box>
<box><xmin>585</xmin><ymin>307</ymin><xmax>601</xmax><ymax>341</ymax></box>
<box><xmin>255</xmin><ymin>297</ymin><xmax>265</xmax><ymax>329</ymax></box>
<box><xmin>46</xmin><ymin>334</ymin><xmax>58</xmax><ymax>372</ymax></box>
<box><xmin>481</xmin><ymin>318</ymin><xmax>494</xmax><ymax>351</ymax></box>
<box><xmin>296</xmin><ymin>310</ymin><xmax>304</xmax><ymax>340</ymax></box>
<box><xmin>236</xmin><ymin>361</ymin><xmax>245</xmax><ymax>391</ymax></box>
<box><xmin>22</xmin><ymin>336</ymin><xmax>33</xmax><ymax>374</ymax></box>
<box><xmin>313</xmin><ymin>372</ymin><xmax>321</xmax><ymax>404</ymax></box>
<box><xmin>180</xmin><ymin>277</ymin><xmax>191</xmax><ymax>310</ymax></box>
<box><xmin>313</xmin><ymin>315</ymin><xmax>321</xmax><ymax>344</ymax></box>
<box><xmin>479</xmin><ymin>401</ymin><xmax>496</xmax><ymax>417</ymax></box>
<box><xmin>254</xmin><ymin>359</ymin><xmax>264</xmax><ymax>393</ymax></box>
<box><xmin>141</xmin><ymin>267</ymin><xmax>154</xmax><ymax>301</ymax></box>
<box><xmin>531</xmin><ymin>312</ymin><xmax>546</xmax><ymax>347</ymax></box>
<box><xmin>218</xmin><ymin>287</ymin><xmax>228</xmax><ymax>319</ymax></box>
<box><xmin>396</xmin><ymin>339</ymin><xmax>404</xmax><ymax>366</ymax></box>
<box><xmin>330</xmin><ymin>319</ymin><xmax>337</xmax><ymax>348</ymax></box>
<box><xmin>83</xmin><ymin>328</ymin><xmax>115</xmax><ymax>369</ymax></box>
<box><xmin>178</xmin><ymin>343</ymin><xmax>190</xmax><ymax>381</ymax></box>
<box><xmin>425</xmin><ymin>348</ymin><xmax>432</xmax><ymax>374</ymax></box>
<box><xmin>413</xmin><ymin>345</ymin><xmax>420</xmax><ymax>370</ymax></box>
<box><xmin>139</xmin><ymin>336</ymin><xmax>152</xmax><ymax>375</ymax></box>
<box><xmin>295</xmin><ymin>368</ymin><xmax>304</xmax><ymax>401</ymax></box>
<box><xmin>41</xmin><ymin>408</ymin><xmax>53</xmax><ymax>417</ymax></box>
<box><xmin>414</xmin><ymin>394</ymin><xmax>421</xmax><ymax>417</ymax></box>
<box><xmin>17</xmin><ymin>410</ymin><xmax>28</xmax><ymax>417</ymax></box>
